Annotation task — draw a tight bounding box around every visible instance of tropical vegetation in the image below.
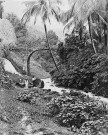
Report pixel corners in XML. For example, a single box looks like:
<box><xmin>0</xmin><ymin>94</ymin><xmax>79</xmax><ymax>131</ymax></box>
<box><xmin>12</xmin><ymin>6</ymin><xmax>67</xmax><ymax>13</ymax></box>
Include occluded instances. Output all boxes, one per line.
<box><xmin>1</xmin><ymin>0</ymin><xmax>108</xmax><ymax>135</ymax></box>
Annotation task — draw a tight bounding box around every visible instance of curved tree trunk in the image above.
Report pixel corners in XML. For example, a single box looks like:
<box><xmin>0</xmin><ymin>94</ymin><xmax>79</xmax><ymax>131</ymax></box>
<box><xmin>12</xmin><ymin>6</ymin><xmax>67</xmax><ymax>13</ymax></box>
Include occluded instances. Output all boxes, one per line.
<box><xmin>43</xmin><ymin>22</ymin><xmax>59</xmax><ymax>72</ymax></box>
<box><xmin>27</xmin><ymin>48</ymin><xmax>49</xmax><ymax>76</ymax></box>
<box><xmin>88</xmin><ymin>16</ymin><xmax>97</xmax><ymax>54</ymax></box>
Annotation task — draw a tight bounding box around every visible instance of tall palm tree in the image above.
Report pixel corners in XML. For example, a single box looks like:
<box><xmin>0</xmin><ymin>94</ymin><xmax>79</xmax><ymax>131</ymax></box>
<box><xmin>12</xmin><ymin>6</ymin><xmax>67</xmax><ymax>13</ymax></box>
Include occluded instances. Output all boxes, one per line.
<box><xmin>22</xmin><ymin>0</ymin><xmax>61</xmax><ymax>75</ymax></box>
<box><xmin>60</xmin><ymin>0</ymin><xmax>108</xmax><ymax>54</ymax></box>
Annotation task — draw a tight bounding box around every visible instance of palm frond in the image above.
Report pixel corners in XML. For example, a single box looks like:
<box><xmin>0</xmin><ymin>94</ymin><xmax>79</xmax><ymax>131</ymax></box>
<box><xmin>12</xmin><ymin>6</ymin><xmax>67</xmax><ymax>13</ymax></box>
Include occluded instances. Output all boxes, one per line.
<box><xmin>96</xmin><ymin>11</ymin><xmax>108</xmax><ymax>26</ymax></box>
<box><xmin>63</xmin><ymin>17</ymin><xmax>75</xmax><ymax>33</ymax></box>
<box><xmin>48</xmin><ymin>16</ymin><xmax>51</xmax><ymax>24</ymax></box>
<box><xmin>60</xmin><ymin>2</ymin><xmax>76</xmax><ymax>25</ymax></box>
<box><xmin>34</xmin><ymin>12</ymin><xmax>39</xmax><ymax>25</ymax></box>
<box><xmin>22</xmin><ymin>3</ymin><xmax>41</xmax><ymax>24</ymax></box>
<box><xmin>51</xmin><ymin>8</ymin><xmax>60</xmax><ymax>22</ymax></box>
<box><xmin>21</xmin><ymin>9</ymin><xmax>31</xmax><ymax>24</ymax></box>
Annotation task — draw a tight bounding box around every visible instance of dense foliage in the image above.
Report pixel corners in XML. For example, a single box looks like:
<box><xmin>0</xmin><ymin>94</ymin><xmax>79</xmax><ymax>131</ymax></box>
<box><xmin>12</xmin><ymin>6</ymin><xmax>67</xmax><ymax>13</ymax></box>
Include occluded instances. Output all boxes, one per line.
<box><xmin>51</xmin><ymin>32</ymin><xmax>108</xmax><ymax>97</ymax></box>
<box><xmin>47</xmin><ymin>90</ymin><xmax>108</xmax><ymax>134</ymax></box>
<box><xmin>17</xmin><ymin>88</ymin><xmax>108</xmax><ymax>134</ymax></box>
<box><xmin>17</xmin><ymin>88</ymin><xmax>59</xmax><ymax>105</ymax></box>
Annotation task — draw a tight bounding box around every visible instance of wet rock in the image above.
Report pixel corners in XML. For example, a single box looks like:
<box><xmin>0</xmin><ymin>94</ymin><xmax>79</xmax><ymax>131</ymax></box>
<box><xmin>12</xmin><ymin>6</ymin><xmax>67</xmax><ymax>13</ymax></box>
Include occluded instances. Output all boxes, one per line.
<box><xmin>70</xmin><ymin>90</ymin><xmax>82</xmax><ymax>96</ymax></box>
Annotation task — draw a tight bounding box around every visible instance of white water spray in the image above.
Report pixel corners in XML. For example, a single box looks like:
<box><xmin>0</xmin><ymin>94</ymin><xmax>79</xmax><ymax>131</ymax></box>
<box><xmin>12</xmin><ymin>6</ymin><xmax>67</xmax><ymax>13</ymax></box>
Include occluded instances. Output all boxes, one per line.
<box><xmin>3</xmin><ymin>58</ymin><xmax>21</xmax><ymax>76</ymax></box>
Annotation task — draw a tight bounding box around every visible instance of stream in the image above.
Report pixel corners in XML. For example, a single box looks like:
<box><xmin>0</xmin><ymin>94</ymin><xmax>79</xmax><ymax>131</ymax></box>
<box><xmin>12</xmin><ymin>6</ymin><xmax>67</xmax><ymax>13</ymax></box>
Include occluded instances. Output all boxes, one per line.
<box><xmin>3</xmin><ymin>58</ymin><xmax>108</xmax><ymax>105</ymax></box>
<box><xmin>42</xmin><ymin>78</ymin><xmax>108</xmax><ymax>105</ymax></box>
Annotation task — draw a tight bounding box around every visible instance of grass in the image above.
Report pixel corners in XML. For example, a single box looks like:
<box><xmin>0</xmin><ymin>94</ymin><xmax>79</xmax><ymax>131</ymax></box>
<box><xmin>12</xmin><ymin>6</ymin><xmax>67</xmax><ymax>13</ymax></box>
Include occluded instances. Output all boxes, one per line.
<box><xmin>0</xmin><ymin>85</ymin><xmax>73</xmax><ymax>135</ymax></box>
<box><xmin>1</xmin><ymin>70</ymin><xmax>108</xmax><ymax>135</ymax></box>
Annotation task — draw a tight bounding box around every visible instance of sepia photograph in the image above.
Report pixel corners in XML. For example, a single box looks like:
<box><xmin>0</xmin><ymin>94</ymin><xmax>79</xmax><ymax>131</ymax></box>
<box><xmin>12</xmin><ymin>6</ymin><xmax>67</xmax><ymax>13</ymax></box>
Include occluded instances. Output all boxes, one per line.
<box><xmin>0</xmin><ymin>0</ymin><xmax>108</xmax><ymax>134</ymax></box>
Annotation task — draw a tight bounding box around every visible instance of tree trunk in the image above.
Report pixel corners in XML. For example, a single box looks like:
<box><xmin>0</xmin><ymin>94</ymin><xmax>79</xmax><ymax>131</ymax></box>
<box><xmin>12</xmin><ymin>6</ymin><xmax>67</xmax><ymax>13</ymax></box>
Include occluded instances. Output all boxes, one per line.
<box><xmin>27</xmin><ymin>48</ymin><xmax>49</xmax><ymax>76</ymax></box>
<box><xmin>104</xmin><ymin>23</ymin><xmax>107</xmax><ymax>53</ymax></box>
<box><xmin>106</xmin><ymin>17</ymin><xmax>108</xmax><ymax>54</ymax></box>
<box><xmin>103</xmin><ymin>19</ymin><xmax>108</xmax><ymax>54</ymax></box>
<box><xmin>98</xmin><ymin>15</ymin><xmax>102</xmax><ymax>43</ymax></box>
<box><xmin>0</xmin><ymin>3</ymin><xmax>3</xmax><ymax>19</ymax></box>
<box><xmin>88</xmin><ymin>16</ymin><xmax>97</xmax><ymax>54</ymax></box>
<box><xmin>79</xmin><ymin>21</ymin><xmax>83</xmax><ymax>41</ymax></box>
<box><xmin>43</xmin><ymin>22</ymin><xmax>59</xmax><ymax>72</ymax></box>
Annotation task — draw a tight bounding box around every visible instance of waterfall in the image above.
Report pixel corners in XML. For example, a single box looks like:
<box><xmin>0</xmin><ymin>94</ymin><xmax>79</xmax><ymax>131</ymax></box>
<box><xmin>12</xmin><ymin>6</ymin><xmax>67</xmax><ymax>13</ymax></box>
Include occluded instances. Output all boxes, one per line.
<box><xmin>3</xmin><ymin>58</ymin><xmax>21</xmax><ymax>76</ymax></box>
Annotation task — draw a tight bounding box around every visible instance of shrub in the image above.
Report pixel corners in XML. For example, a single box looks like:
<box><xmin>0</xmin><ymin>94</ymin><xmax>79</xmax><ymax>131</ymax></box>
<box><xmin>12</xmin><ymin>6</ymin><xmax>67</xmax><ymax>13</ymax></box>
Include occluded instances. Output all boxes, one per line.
<box><xmin>78</xmin><ymin>115</ymin><xmax>108</xmax><ymax>135</ymax></box>
<box><xmin>47</xmin><ymin>93</ymin><xmax>108</xmax><ymax>129</ymax></box>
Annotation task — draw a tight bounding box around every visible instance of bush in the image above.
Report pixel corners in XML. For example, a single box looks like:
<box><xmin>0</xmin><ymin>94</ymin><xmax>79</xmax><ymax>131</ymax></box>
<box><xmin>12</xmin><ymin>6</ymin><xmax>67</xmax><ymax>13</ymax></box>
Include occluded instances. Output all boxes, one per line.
<box><xmin>78</xmin><ymin>115</ymin><xmax>108</xmax><ymax>135</ymax></box>
<box><xmin>47</xmin><ymin>93</ymin><xmax>108</xmax><ymax>130</ymax></box>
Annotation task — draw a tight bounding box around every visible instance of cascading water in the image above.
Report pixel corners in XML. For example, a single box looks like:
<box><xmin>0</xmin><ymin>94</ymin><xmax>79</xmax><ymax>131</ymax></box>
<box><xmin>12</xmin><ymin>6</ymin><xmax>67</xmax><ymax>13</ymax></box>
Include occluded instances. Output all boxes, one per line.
<box><xmin>3</xmin><ymin>58</ymin><xmax>21</xmax><ymax>76</ymax></box>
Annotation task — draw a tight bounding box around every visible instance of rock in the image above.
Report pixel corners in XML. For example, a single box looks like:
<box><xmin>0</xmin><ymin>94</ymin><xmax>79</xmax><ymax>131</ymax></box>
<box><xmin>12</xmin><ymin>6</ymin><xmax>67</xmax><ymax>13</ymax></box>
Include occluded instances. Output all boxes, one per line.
<box><xmin>43</xmin><ymin>89</ymin><xmax>51</xmax><ymax>93</ymax></box>
<box><xmin>70</xmin><ymin>90</ymin><xmax>82</xmax><ymax>96</ymax></box>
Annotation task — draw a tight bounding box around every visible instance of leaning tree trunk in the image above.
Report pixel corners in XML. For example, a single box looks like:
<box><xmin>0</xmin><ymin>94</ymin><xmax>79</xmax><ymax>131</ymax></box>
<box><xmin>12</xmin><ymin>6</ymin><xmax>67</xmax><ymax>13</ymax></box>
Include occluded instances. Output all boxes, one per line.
<box><xmin>43</xmin><ymin>22</ymin><xmax>59</xmax><ymax>72</ymax></box>
<box><xmin>27</xmin><ymin>48</ymin><xmax>49</xmax><ymax>76</ymax></box>
<box><xmin>88</xmin><ymin>16</ymin><xmax>97</xmax><ymax>54</ymax></box>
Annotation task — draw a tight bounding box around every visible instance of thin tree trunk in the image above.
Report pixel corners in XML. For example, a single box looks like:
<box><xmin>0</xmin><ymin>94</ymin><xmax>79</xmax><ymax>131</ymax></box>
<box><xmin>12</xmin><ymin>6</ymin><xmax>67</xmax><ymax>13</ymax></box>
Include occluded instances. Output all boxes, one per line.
<box><xmin>27</xmin><ymin>48</ymin><xmax>49</xmax><ymax>76</ymax></box>
<box><xmin>106</xmin><ymin>3</ymin><xmax>108</xmax><ymax>54</ymax></box>
<box><xmin>0</xmin><ymin>3</ymin><xmax>3</xmax><ymax>19</ymax></box>
<box><xmin>0</xmin><ymin>3</ymin><xmax>2</xmax><ymax>42</ymax></box>
<box><xmin>98</xmin><ymin>15</ymin><xmax>102</xmax><ymax>43</ymax></box>
<box><xmin>104</xmin><ymin>23</ymin><xmax>107</xmax><ymax>53</ymax></box>
<box><xmin>43</xmin><ymin>22</ymin><xmax>59</xmax><ymax>72</ymax></box>
<box><xmin>106</xmin><ymin>26</ymin><xmax>108</xmax><ymax>54</ymax></box>
<box><xmin>103</xmin><ymin>19</ymin><xmax>108</xmax><ymax>54</ymax></box>
<box><xmin>106</xmin><ymin>18</ymin><xmax>108</xmax><ymax>54</ymax></box>
<box><xmin>79</xmin><ymin>21</ymin><xmax>83</xmax><ymax>41</ymax></box>
<box><xmin>88</xmin><ymin>16</ymin><xmax>97</xmax><ymax>54</ymax></box>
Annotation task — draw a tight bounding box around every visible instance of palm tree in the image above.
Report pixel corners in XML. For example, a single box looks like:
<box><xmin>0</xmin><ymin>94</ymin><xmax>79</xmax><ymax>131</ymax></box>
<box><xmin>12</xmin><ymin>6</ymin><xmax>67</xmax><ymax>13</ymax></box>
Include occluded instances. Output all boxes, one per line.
<box><xmin>22</xmin><ymin>0</ymin><xmax>61</xmax><ymax>75</ymax></box>
<box><xmin>60</xmin><ymin>0</ymin><xmax>108</xmax><ymax>54</ymax></box>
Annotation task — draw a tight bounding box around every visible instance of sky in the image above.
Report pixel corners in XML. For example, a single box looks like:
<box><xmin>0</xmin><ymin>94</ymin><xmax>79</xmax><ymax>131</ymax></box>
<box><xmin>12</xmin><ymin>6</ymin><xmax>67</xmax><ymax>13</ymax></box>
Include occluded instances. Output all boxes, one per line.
<box><xmin>2</xmin><ymin>0</ymin><xmax>70</xmax><ymax>41</ymax></box>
